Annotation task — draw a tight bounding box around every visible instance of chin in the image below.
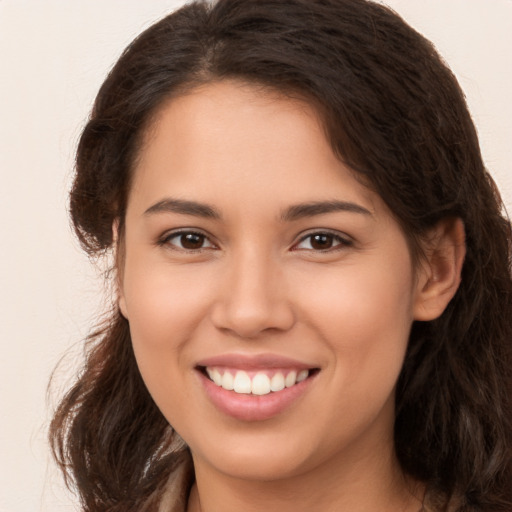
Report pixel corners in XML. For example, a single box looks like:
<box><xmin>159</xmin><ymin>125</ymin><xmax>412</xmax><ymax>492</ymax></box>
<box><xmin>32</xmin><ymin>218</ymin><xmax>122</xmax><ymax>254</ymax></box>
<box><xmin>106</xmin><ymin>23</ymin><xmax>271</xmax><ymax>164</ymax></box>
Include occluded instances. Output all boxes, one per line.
<box><xmin>182</xmin><ymin>421</ymin><xmax>320</xmax><ymax>481</ymax></box>
<box><xmin>200</xmin><ymin>446</ymin><xmax>314</xmax><ymax>482</ymax></box>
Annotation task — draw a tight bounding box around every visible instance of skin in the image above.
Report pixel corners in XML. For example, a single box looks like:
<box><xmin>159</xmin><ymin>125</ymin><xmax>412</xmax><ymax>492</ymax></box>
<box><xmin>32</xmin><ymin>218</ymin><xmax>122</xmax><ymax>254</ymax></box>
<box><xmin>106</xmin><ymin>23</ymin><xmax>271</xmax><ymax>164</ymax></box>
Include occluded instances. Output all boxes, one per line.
<box><xmin>119</xmin><ymin>81</ymin><xmax>464</xmax><ymax>512</ymax></box>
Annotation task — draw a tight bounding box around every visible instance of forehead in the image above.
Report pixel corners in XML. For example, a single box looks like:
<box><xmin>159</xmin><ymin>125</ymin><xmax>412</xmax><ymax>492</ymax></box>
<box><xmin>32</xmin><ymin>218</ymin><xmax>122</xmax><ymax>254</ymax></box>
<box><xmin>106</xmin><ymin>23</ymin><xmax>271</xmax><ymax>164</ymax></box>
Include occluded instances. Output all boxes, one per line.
<box><xmin>139</xmin><ymin>81</ymin><xmax>327</xmax><ymax>167</ymax></box>
<box><xmin>130</xmin><ymin>80</ymin><xmax>377</xmax><ymax>211</ymax></box>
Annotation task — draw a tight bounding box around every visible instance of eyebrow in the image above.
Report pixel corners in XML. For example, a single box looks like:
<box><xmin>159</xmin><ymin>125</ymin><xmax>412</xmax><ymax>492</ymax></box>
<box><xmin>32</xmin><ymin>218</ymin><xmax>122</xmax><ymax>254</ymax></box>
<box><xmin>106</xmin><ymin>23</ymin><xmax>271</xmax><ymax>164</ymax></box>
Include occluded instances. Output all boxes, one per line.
<box><xmin>143</xmin><ymin>197</ymin><xmax>372</xmax><ymax>221</ymax></box>
<box><xmin>280</xmin><ymin>200</ymin><xmax>372</xmax><ymax>221</ymax></box>
<box><xmin>144</xmin><ymin>198</ymin><xmax>221</xmax><ymax>219</ymax></box>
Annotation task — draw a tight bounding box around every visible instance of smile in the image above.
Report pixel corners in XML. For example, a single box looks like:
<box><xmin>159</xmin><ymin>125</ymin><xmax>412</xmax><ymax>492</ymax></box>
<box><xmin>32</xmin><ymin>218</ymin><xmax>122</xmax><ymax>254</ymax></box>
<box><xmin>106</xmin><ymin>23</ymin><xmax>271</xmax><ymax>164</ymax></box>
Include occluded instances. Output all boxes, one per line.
<box><xmin>195</xmin><ymin>356</ymin><xmax>319</xmax><ymax>421</ymax></box>
<box><xmin>205</xmin><ymin>367</ymin><xmax>310</xmax><ymax>395</ymax></box>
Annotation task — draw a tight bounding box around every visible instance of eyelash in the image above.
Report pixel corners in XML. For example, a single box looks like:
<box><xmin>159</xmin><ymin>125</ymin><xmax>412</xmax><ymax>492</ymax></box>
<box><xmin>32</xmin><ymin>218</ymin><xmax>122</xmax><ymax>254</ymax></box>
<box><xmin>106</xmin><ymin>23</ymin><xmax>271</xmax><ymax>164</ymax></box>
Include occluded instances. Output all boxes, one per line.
<box><xmin>157</xmin><ymin>229</ymin><xmax>353</xmax><ymax>253</ymax></box>
<box><xmin>292</xmin><ymin>230</ymin><xmax>353</xmax><ymax>252</ymax></box>
<box><xmin>157</xmin><ymin>230</ymin><xmax>217</xmax><ymax>252</ymax></box>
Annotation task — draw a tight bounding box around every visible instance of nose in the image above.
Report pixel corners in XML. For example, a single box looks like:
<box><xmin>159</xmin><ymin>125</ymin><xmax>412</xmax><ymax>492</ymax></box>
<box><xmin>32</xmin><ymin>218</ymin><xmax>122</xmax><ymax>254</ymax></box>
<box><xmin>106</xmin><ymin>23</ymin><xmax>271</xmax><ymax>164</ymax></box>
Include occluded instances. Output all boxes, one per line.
<box><xmin>210</xmin><ymin>249</ymin><xmax>295</xmax><ymax>339</ymax></box>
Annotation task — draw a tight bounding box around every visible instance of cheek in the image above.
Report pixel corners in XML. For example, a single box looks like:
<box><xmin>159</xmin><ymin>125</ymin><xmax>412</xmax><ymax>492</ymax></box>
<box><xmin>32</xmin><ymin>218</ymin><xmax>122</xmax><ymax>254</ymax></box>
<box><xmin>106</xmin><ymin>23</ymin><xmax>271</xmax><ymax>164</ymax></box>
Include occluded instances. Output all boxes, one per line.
<box><xmin>121</xmin><ymin>259</ymin><xmax>218</xmax><ymax>412</ymax></box>
<box><xmin>293</xmin><ymin>256</ymin><xmax>415</xmax><ymax>386</ymax></box>
<box><xmin>298</xmin><ymin>266</ymin><xmax>414</xmax><ymax>450</ymax></box>
<box><xmin>123</xmin><ymin>259</ymin><xmax>216</xmax><ymax>346</ymax></box>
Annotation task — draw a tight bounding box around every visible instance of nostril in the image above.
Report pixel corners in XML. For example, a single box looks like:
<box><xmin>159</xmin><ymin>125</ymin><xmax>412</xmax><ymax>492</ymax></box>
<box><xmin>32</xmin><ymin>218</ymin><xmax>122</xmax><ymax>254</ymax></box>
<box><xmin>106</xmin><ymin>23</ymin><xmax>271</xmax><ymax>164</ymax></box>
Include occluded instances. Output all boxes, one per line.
<box><xmin>210</xmin><ymin>302</ymin><xmax>296</xmax><ymax>339</ymax></box>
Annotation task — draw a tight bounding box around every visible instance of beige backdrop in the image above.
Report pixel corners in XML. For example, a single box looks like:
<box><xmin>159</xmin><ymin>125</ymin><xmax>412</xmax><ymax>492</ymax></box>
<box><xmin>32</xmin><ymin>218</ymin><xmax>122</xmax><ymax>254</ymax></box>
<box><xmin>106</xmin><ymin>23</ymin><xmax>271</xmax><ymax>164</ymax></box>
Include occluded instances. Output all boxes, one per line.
<box><xmin>0</xmin><ymin>1</ymin><xmax>510</xmax><ymax>511</ymax></box>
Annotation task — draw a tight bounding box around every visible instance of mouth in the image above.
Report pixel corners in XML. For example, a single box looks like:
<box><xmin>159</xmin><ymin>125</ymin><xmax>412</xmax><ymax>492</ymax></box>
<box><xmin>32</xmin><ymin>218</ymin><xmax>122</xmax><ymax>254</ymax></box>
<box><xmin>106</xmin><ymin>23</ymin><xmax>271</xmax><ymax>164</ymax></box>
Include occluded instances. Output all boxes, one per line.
<box><xmin>199</xmin><ymin>366</ymin><xmax>319</xmax><ymax>396</ymax></box>
<box><xmin>195</xmin><ymin>357</ymin><xmax>320</xmax><ymax>421</ymax></box>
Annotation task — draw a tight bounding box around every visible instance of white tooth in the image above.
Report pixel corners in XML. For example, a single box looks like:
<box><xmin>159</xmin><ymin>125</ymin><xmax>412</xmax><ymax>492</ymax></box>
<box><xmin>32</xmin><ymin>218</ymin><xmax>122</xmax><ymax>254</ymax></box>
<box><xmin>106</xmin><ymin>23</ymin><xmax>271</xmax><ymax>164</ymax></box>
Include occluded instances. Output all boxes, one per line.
<box><xmin>206</xmin><ymin>367</ymin><xmax>214</xmax><ymax>380</ymax></box>
<box><xmin>285</xmin><ymin>370</ymin><xmax>297</xmax><ymax>388</ymax></box>
<box><xmin>233</xmin><ymin>371</ymin><xmax>252</xmax><ymax>394</ymax></box>
<box><xmin>296</xmin><ymin>369</ymin><xmax>309</xmax><ymax>382</ymax></box>
<box><xmin>210</xmin><ymin>368</ymin><xmax>222</xmax><ymax>386</ymax></box>
<box><xmin>251</xmin><ymin>373</ymin><xmax>271</xmax><ymax>395</ymax></box>
<box><xmin>221</xmin><ymin>371</ymin><xmax>234</xmax><ymax>391</ymax></box>
<box><xmin>270</xmin><ymin>372</ymin><xmax>285</xmax><ymax>392</ymax></box>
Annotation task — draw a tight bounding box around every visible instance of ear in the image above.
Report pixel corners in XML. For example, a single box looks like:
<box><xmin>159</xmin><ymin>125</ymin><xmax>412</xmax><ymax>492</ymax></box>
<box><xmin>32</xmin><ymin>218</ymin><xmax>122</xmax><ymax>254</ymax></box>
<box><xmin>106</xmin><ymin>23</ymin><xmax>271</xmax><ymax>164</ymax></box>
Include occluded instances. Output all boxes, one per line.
<box><xmin>119</xmin><ymin>299</ymin><xmax>129</xmax><ymax>320</ymax></box>
<box><xmin>413</xmin><ymin>218</ymin><xmax>466</xmax><ymax>321</ymax></box>
<box><xmin>118</xmin><ymin>284</ymin><xmax>129</xmax><ymax>320</ymax></box>
<box><xmin>113</xmin><ymin>219</ymin><xmax>129</xmax><ymax>320</ymax></box>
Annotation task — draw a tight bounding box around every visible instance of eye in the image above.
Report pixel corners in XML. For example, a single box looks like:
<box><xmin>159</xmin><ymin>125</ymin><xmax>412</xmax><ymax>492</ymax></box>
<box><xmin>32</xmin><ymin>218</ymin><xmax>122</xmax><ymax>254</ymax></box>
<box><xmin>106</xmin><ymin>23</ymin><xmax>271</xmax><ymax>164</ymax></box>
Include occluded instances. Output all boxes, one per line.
<box><xmin>293</xmin><ymin>231</ymin><xmax>352</xmax><ymax>251</ymax></box>
<box><xmin>160</xmin><ymin>230</ymin><xmax>216</xmax><ymax>251</ymax></box>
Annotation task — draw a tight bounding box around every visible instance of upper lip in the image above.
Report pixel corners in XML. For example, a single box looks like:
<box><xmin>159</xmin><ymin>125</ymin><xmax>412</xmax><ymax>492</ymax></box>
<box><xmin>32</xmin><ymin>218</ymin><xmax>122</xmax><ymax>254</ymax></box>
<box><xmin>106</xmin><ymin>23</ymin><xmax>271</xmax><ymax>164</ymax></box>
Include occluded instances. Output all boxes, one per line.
<box><xmin>196</xmin><ymin>353</ymin><xmax>317</xmax><ymax>371</ymax></box>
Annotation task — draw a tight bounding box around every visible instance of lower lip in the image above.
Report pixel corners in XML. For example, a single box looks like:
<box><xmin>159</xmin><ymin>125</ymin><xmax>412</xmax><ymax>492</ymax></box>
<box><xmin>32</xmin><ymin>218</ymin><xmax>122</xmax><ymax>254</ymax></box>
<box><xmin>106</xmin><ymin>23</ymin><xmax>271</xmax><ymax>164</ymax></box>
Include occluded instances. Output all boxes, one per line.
<box><xmin>198</xmin><ymin>370</ymin><xmax>315</xmax><ymax>422</ymax></box>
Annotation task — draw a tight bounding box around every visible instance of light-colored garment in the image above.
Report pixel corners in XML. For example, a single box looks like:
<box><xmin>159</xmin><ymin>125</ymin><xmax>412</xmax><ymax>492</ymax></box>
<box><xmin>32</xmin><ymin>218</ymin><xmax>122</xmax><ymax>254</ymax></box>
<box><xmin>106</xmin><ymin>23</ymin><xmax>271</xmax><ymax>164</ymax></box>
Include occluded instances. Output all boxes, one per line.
<box><xmin>156</xmin><ymin>453</ymin><xmax>452</xmax><ymax>512</ymax></box>
<box><xmin>158</xmin><ymin>454</ymin><xmax>194</xmax><ymax>512</ymax></box>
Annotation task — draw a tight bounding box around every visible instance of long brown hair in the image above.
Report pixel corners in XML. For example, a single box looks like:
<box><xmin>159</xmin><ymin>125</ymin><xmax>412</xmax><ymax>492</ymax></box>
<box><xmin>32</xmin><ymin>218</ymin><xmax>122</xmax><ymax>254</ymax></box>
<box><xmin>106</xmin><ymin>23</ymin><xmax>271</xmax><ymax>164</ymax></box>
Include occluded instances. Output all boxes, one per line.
<box><xmin>50</xmin><ymin>1</ymin><xmax>512</xmax><ymax>510</ymax></box>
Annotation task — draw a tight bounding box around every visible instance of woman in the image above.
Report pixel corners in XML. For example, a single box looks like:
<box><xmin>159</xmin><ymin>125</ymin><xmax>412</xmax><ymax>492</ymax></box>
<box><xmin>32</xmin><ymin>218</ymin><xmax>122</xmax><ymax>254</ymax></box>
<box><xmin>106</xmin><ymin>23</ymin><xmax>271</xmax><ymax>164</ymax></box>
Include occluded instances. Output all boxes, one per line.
<box><xmin>49</xmin><ymin>0</ymin><xmax>512</xmax><ymax>510</ymax></box>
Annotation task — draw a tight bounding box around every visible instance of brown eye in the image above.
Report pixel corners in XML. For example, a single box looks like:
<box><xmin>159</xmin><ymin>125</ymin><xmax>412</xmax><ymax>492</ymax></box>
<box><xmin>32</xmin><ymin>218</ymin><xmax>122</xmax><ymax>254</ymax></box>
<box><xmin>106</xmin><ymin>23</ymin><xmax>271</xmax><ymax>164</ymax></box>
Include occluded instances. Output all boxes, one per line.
<box><xmin>310</xmin><ymin>234</ymin><xmax>335</xmax><ymax>250</ymax></box>
<box><xmin>180</xmin><ymin>233</ymin><xmax>205</xmax><ymax>249</ymax></box>
<box><xmin>294</xmin><ymin>231</ymin><xmax>352</xmax><ymax>251</ymax></box>
<box><xmin>163</xmin><ymin>231</ymin><xmax>215</xmax><ymax>251</ymax></box>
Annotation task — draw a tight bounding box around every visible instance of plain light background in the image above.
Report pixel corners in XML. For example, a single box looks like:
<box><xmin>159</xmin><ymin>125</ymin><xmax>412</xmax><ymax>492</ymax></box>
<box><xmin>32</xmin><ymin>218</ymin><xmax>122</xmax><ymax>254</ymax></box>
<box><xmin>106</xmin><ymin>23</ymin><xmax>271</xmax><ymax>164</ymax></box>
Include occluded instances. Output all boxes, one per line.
<box><xmin>0</xmin><ymin>1</ymin><xmax>510</xmax><ymax>511</ymax></box>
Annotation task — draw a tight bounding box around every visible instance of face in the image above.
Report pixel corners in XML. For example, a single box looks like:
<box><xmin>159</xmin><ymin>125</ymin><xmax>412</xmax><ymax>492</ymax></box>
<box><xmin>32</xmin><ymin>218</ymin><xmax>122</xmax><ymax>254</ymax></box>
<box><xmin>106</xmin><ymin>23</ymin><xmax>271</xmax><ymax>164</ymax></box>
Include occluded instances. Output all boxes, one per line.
<box><xmin>119</xmin><ymin>81</ymin><xmax>427</xmax><ymax>482</ymax></box>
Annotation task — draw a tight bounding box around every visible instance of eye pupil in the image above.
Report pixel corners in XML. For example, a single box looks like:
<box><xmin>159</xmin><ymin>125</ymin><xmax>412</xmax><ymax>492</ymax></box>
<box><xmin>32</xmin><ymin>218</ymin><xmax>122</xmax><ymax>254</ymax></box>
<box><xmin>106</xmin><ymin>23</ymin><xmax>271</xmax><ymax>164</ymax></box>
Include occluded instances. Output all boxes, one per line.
<box><xmin>181</xmin><ymin>233</ymin><xmax>204</xmax><ymax>249</ymax></box>
<box><xmin>311</xmin><ymin>234</ymin><xmax>333</xmax><ymax>250</ymax></box>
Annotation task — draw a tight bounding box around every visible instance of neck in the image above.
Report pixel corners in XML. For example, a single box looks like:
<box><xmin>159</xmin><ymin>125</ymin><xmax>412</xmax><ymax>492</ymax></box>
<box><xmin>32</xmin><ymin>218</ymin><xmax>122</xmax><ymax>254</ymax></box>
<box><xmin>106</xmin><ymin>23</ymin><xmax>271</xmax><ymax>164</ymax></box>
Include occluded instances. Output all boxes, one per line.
<box><xmin>187</xmin><ymin>440</ymin><xmax>424</xmax><ymax>512</ymax></box>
